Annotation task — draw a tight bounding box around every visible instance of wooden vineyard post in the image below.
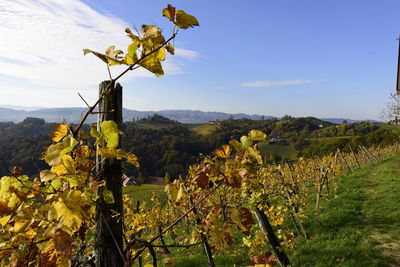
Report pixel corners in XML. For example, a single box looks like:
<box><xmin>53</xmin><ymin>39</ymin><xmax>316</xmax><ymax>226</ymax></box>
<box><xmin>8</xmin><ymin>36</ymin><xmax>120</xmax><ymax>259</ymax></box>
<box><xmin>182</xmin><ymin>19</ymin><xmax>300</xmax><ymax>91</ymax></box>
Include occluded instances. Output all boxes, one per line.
<box><xmin>349</xmin><ymin>145</ymin><xmax>361</xmax><ymax>168</ymax></box>
<box><xmin>95</xmin><ymin>81</ymin><xmax>124</xmax><ymax>267</ymax></box>
<box><xmin>254</xmin><ymin>207</ymin><xmax>291</xmax><ymax>267</ymax></box>
<box><xmin>337</xmin><ymin>148</ymin><xmax>352</xmax><ymax>173</ymax></box>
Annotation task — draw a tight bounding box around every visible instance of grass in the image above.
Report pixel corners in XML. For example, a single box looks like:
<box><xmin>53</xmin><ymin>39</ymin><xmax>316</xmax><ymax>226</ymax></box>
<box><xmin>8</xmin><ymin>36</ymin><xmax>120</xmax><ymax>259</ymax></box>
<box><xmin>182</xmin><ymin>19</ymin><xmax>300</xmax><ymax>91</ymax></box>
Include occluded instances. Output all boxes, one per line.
<box><xmin>309</xmin><ymin>136</ymin><xmax>356</xmax><ymax>142</ymax></box>
<box><xmin>379</xmin><ymin>124</ymin><xmax>400</xmax><ymax>131</ymax></box>
<box><xmin>123</xmin><ymin>184</ymin><xmax>167</xmax><ymax>205</ymax></box>
<box><xmin>259</xmin><ymin>143</ymin><xmax>297</xmax><ymax>160</ymax></box>
<box><xmin>124</xmin><ymin>155</ymin><xmax>400</xmax><ymax>266</ymax></box>
<box><xmin>291</xmin><ymin>155</ymin><xmax>400</xmax><ymax>266</ymax></box>
<box><xmin>190</xmin><ymin>124</ymin><xmax>220</xmax><ymax>136</ymax></box>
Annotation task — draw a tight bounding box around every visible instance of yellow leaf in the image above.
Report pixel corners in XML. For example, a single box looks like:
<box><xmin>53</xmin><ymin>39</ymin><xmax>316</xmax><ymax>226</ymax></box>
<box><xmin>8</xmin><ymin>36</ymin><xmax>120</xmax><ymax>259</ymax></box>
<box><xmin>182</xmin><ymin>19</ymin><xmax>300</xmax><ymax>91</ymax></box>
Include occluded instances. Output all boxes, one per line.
<box><xmin>176</xmin><ymin>184</ymin><xmax>184</xmax><ymax>202</ymax></box>
<box><xmin>126</xmin><ymin>152</ymin><xmax>140</xmax><ymax>167</ymax></box>
<box><xmin>12</xmin><ymin>219</ymin><xmax>29</xmax><ymax>233</ymax></box>
<box><xmin>99</xmin><ymin>147</ymin><xmax>116</xmax><ymax>158</ymax></box>
<box><xmin>175</xmin><ymin>10</ymin><xmax>199</xmax><ymax>29</ymax></box>
<box><xmin>166</xmin><ymin>43</ymin><xmax>175</xmax><ymax>55</ymax></box>
<box><xmin>139</xmin><ymin>51</ymin><xmax>164</xmax><ymax>77</ymax></box>
<box><xmin>162</xmin><ymin>4</ymin><xmax>176</xmax><ymax>22</ymax></box>
<box><xmin>51</xmin><ymin>164</ymin><xmax>68</xmax><ymax>176</ymax></box>
<box><xmin>50</xmin><ymin>190</ymin><xmax>93</xmax><ymax>233</ymax></box>
<box><xmin>125</xmin><ymin>28</ymin><xmax>141</xmax><ymax>42</ymax></box>
<box><xmin>50</xmin><ymin>124</ymin><xmax>69</xmax><ymax>142</ymax></box>
<box><xmin>0</xmin><ymin>215</ymin><xmax>11</xmax><ymax>227</ymax></box>
<box><xmin>61</xmin><ymin>155</ymin><xmax>76</xmax><ymax>174</ymax></box>
<box><xmin>158</xmin><ymin>48</ymin><xmax>166</xmax><ymax>61</ymax></box>
<box><xmin>248</xmin><ymin>130</ymin><xmax>266</xmax><ymax>141</ymax></box>
<box><xmin>23</xmin><ymin>228</ymin><xmax>37</xmax><ymax>238</ymax></box>
<box><xmin>213</xmin><ymin>144</ymin><xmax>231</xmax><ymax>158</ymax></box>
<box><xmin>141</xmin><ymin>25</ymin><xmax>165</xmax><ymax>46</ymax></box>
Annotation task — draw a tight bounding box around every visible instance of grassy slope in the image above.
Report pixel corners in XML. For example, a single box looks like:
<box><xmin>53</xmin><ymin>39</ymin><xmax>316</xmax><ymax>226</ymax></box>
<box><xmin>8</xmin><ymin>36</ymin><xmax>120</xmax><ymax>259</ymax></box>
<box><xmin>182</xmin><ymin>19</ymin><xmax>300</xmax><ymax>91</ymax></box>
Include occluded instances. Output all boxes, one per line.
<box><xmin>379</xmin><ymin>124</ymin><xmax>400</xmax><ymax>131</ymax></box>
<box><xmin>292</xmin><ymin>155</ymin><xmax>400</xmax><ymax>266</ymax></box>
<box><xmin>259</xmin><ymin>143</ymin><xmax>297</xmax><ymax>160</ymax></box>
<box><xmin>190</xmin><ymin>124</ymin><xmax>220</xmax><ymax>136</ymax></box>
<box><xmin>123</xmin><ymin>156</ymin><xmax>400</xmax><ymax>266</ymax></box>
<box><xmin>123</xmin><ymin>184</ymin><xmax>167</xmax><ymax>205</ymax></box>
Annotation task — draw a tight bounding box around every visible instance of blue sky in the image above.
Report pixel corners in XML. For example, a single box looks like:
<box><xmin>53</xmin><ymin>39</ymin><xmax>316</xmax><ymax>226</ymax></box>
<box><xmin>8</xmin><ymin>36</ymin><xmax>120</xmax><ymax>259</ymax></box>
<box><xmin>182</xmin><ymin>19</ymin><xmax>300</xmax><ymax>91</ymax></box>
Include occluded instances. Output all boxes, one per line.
<box><xmin>1</xmin><ymin>0</ymin><xmax>400</xmax><ymax>120</ymax></box>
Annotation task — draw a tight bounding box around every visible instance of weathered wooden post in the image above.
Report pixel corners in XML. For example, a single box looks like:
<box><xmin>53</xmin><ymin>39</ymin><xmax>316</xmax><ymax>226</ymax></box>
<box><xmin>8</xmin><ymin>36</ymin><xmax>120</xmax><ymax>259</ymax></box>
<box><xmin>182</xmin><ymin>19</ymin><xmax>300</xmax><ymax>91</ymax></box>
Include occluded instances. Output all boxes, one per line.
<box><xmin>95</xmin><ymin>80</ymin><xmax>124</xmax><ymax>267</ymax></box>
<box><xmin>254</xmin><ymin>207</ymin><xmax>291</xmax><ymax>267</ymax></box>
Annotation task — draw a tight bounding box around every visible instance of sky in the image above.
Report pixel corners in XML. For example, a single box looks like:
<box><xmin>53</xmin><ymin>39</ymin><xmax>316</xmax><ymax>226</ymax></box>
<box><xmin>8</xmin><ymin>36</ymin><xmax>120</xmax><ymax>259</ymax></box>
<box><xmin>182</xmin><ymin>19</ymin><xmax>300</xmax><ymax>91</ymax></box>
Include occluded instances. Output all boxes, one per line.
<box><xmin>1</xmin><ymin>0</ymin><xmax>400</xmax><ymax>120</ymax></box>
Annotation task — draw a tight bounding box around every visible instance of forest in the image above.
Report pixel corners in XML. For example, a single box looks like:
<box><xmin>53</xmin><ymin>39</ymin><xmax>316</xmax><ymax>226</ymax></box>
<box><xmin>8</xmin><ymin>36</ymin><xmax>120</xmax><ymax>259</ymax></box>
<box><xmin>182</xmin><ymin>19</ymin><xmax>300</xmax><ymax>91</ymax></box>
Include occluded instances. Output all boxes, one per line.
<box><xmin>0</xmin><ymin>115</ymin><xmax>397</xmax><ymax>183</ymax></box>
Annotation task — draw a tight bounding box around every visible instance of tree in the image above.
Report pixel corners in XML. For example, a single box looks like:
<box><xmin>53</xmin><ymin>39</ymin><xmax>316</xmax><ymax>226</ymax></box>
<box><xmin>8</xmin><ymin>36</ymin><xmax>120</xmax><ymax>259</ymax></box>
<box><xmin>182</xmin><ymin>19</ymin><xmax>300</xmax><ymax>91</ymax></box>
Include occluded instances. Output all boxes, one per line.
<box><xmin>380</xmin><ymin>93</ymin><xmax>400</xmax><ymax>124</ymax></box>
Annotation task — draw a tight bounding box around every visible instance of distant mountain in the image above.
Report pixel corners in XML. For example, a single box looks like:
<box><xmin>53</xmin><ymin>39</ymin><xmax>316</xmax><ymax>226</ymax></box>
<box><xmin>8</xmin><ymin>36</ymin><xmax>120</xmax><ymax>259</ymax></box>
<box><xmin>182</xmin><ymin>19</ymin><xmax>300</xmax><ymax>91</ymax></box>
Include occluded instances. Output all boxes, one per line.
<box><xmin>0</xmin><ymin>106</ymin><xmax>275</xmax><ymax>124</ymax></box>
<box><xmin>0</xmin><ymin>105</ymin><xmax>381</xmax><ymax>124</ymax></box>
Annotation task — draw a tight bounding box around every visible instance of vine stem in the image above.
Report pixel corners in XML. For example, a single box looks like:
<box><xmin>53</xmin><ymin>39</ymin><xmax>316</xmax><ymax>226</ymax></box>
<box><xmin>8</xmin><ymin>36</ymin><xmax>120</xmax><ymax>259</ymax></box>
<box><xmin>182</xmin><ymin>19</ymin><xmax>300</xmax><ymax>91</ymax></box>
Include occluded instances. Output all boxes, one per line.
<box><xmin>129</xmin><ymin>182</ymin><xmax>223</xmax><ymax>262</ymax></box>
<box><xmin>73</xmin><ymin>33</ymin><xmax>177</xmax><ymax>137</ymax></box>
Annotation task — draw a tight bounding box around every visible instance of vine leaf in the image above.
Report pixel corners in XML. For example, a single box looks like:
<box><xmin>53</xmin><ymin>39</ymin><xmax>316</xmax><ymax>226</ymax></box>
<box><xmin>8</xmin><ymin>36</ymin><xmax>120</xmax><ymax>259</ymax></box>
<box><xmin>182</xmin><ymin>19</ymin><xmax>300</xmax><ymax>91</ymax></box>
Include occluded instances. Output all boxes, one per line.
<box><xmin>126</xmin><ymin>152</ymin><xmax>140</xmax><ymax>168</ymax></box>
<box><xmin>213</xmin><ymin>144</ymin><xmax>231</xmax><ymax>158</ymax></box>
<box><xmin>100</xmin><ymin>121</ymin><xmax>121</xmax><ymax>148</ymax></box>
<box><xmin>175</xmin><ymin>10</ymin><xmax>199</xmax><ymax>29</ymax></box>
<box><xmin>228</xmin><ymin>207</ymin><xmax>254</xmax><ymax>235</ymax></box>
<box><xmin>51</xmin><ymin>124</ymin><xmax>69</xmax><ymax>142</ymax></box>
<box><xmin>165</xmin><ymin>43</ymin><xmax>175</xmax><ymax>55</ymax></box>
<box><xmin>139</xmin><ymin>51</ymin><xmax>164</xmax><ymax>77</ymax></box>
<box><xmin>162</xmin><ymin>4</ymin><xmax>176</xmax><ymax>22</ymax></box>
<box><xmin>83</xmin><ymin>48</ymin><xmax>124</xmax><ymax>66</ymax></box>
<box><xmin>248</xmin><ymin>130</ymin><xmax>267</xmax><ymax>141</ymax></box>
<box><xmin>103</xmin><ymin>188</ymin><xmax>114</xmax><ymax>204</ymax></box>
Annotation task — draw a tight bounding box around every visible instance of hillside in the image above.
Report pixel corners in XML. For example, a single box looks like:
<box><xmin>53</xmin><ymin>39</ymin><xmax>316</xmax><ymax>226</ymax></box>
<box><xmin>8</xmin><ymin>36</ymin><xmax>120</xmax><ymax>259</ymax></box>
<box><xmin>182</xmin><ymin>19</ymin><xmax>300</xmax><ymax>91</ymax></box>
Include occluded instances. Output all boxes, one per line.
<box><xmin>0</xmin><ymin>105</ymin><xmax>381</xmax><ymax>124</ymax></box>
<box><xmin>292</xmin><ymin>155</ymin><xmax>400</xmax><ymax>266</ymax></box>
<box><xmin>121</xmin><ymin>154</ymin><xmax>400</xmax><ymax>266</ymax></box>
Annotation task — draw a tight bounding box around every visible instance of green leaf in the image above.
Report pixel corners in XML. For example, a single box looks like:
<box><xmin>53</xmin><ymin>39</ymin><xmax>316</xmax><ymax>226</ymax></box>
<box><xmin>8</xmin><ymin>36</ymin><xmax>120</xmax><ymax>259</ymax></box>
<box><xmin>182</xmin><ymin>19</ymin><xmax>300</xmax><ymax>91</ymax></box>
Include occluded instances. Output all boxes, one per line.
<box><xmin>51</xmin><ymin>179</ymin><xmax>62</xmax><ymax>191</ymax></box>
<box><xmin>103</xmin><ymin>188</ymin><xmax>114</xmax><ymax>204</ymax></box>
<box><xmin>90</xmin><ymin>127</ymin><xmax>100</xmax><ymax>138</ymax></box>
<box><xmin>63</xmin><ymin>175</ymin><xmax>81</xmax><ymax>188</ymax></box>
<box><xmin>240</xmin><ymin>136</ymin><xmax>253</xmax><ymax>148</ymax></box>
<box><xmin>175</xmin><ymin>10</ymin><xmax>199</xmax><ymax>29</ymax></box>
<box><xmin>126</xmin><ymin>41</ymin><xmax>138</xmax><ymax>63</ymax></box>
<box><xmin>100</xmin><ymin>121</ymin><xmax>121</xmax><ymax>148</ymax></box>
<box><xmin>229</xmin><ymin>139</ymin><xmax>244</xmax><ymax>152</ymax></box>
<box><xmin>60</xmin><ymin>137</ymin><xmax>78</xmax><ymax>157</ymax></box>
<box><xmin>248</xmin><ymin>130</ymin><xmax>266</xmax><ymax>141</ymax></box>
<box><xmin>128</xmin><ymin>41</ymin><xmax>138</xmax><ymax>57</ymax></box>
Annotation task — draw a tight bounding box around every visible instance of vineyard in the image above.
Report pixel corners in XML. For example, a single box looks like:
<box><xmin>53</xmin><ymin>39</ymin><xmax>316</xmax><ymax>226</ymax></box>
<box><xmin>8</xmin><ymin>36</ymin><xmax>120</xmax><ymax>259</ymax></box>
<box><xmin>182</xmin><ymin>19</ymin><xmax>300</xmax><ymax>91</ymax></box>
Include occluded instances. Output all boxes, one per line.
<box><xmin>0</xmin><ymin>120</ymin><xmax>399</xmax><ymax>266</ymax></box>
<box><xmin>0</xmin><ymin>4</ymin><xmax>399</xmax><ymax>267</ymax></box>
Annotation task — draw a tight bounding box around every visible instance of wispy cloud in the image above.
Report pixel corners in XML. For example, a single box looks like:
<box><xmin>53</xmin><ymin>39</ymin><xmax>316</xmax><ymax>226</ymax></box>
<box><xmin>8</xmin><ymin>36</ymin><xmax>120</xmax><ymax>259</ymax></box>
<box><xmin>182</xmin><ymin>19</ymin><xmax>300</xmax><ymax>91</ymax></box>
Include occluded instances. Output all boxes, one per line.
<box><xmin>0</xmin><ymin>0</ymin><xmax>198</xmax><ymax>90</ymax></box>
<box><xmin>240</xmin><ymin>80</ymin><xmax>323</xmax><ymax>88</ymax></box>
